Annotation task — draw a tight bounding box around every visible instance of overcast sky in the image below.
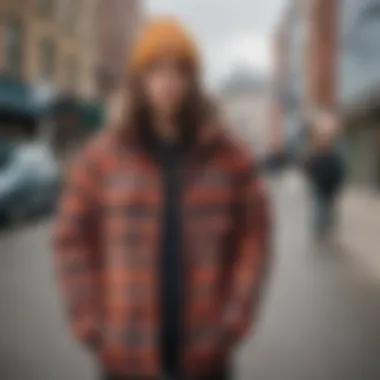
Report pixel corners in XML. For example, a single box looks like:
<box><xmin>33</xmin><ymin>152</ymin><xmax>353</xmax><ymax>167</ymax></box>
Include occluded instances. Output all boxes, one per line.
<box><xmin>146</xmin><ymin>0</ymin><xmax>286</xmax><ymax>87</ymax></box>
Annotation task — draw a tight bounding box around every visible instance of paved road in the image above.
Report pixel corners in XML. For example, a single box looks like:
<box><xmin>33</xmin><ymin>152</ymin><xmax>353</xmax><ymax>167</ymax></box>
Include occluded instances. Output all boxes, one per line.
<box><xmin>0</xmin><ymin>171</ymin><xmax>380</xmax><ymax>380</ymax></box>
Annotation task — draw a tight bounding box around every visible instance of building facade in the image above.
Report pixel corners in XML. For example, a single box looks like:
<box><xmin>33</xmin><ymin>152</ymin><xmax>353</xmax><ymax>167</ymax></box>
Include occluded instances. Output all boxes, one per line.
<box><xmin>273</xmin><ymin>0</ymin><xmax>337</xmax><ymax>143</ymax></box>
<box><xmin>273</xmin><ymin>0</ymin><xmax>310</xmax><ymax>152</ymax></box>
<box><xmin>220</xmin><ymin>70</ymin><xmax>269</xmax><ymax>156</ymax></box>
<box><xmin>340</xmin><ymin>0</ymin><xmax>380</xmax><ymax>102</ymax></box>
<box><xmin>0</xmin><ymin>0</ymin><xmax>142</xmax><ymax>157</ymax></box>
<box><xmin>337</xmin><ymin>0</ymin><xmax>380</xmax><ymax>269</ymax></box>
<box><xmin>97</xmin><ymin>0</ymin><xmax>141</xmax><ymax>96</ymax></box>
<box><xmin>275</xmin><ymin>0</ymin><xmax>380</xmax><ymax>192</ymax></box>
<box><xmin>339</xmin><ymin>0</ymin><xmax>380</xmax><ymax>191</ymax></box>
<box><xmin>0</xmin><ymin>0</ymin><xmax>101</xmax><ymax>99</ymax></box>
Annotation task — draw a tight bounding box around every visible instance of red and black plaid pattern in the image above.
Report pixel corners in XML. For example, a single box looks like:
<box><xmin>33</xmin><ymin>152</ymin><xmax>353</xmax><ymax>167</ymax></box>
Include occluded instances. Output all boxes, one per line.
<box><xmin>54</xmin><ymin>129</ymin><xmax>270</xmax><ymax>378</ymax></box>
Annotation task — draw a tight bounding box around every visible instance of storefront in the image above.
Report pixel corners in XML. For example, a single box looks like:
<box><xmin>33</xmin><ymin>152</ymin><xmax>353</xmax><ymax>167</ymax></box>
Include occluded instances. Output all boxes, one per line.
<box><xmin>343</xmin><ymin>88</ymin><xmax>380</xmax><ymax>192</ymax></box>
<box><xmin>339</xmin><ymin>0</ymin><xmax>380</xmax><ymax>193</ymax></box>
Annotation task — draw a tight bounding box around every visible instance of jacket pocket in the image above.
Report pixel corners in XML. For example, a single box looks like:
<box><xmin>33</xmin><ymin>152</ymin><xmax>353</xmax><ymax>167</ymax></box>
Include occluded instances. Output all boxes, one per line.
<box><xmin>184</xmin><ymin>324</ymin><xmax>230</xmax><ymax>377</ymax></box>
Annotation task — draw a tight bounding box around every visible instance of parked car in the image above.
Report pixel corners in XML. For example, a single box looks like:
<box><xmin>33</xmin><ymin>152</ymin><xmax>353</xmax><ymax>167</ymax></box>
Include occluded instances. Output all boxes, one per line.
<box><xmin>0</xmin><ymin>141</ymin><xmax>60</xmax><ymax>226</ymax></box>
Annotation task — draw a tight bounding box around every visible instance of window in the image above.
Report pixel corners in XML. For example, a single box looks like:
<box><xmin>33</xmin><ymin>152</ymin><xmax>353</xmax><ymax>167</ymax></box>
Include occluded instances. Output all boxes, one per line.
<box><xmin>36</xmin><ymin>0</ymin><xmax>54</xmax><ymax>18</ymax></box>
<box><xmin>63</xmin><ymin>0</ymin><xmax>80</xmax><ymax>35</ymax></box>
<box><xmin>65</xmin><ymin>56</ymin><xmax>79</xmax><ymax>94</ymax></box>
<box><xmin>39</xmin><ymin>38</ymin><xmax>56</xmax><ymax>82</ymax></box>
<box><xmin>355</xmin><ymin>1</ymin><xmax>380</xmax><ymax>57</ymax></box>
<box><xmin>86</xmin><ymin>0</ymin><xmax>100</xmax><ymax>43</ymax></box>
<box><xmin>4</xmin><ymin>20</ymin><xmax>23</xmax><ymax>77</ymax></box>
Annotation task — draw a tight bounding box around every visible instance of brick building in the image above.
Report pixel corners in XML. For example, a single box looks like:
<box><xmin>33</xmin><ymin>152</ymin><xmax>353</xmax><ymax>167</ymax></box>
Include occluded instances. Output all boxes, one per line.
<box><xmin>97</xmin><ymin>0</ymin><xmax>141</xmax><ymax>96</ymax></box>
<box><xmin>274</xmin><ymin>0</ymin><xmax>380</xmax><ymax>190</ymax></box>
<box><xmin>0</xmin><ymin>0</ymin><xmax>141</xmax><ymax>103</ymax></box>
<box><xmin>0</xmin><ymin>0</ymin><xmax>101</xmax><ymax>98</ymax></box>
<box><xmin>274</xmin><ymin>0</ymin><xmax>380</xmax><ymax>273</ymax></box>
<box><xmin>0</xmin><ymin>0</ymin><xmax>142</xmax><ymax>167</ymax></box>
<box><xmin>96</xmin><ymin>0</ymin><xmax>141</xmax><ymax>125</ymax></box>
<box><xmin>0</xmin><ymin>0</ymin><xmax>105</xmax><ymax>161</ymax></box>
<box><xmin>305</xmin><ymin>0</ymin><xmax>338</xmax><ymax>109</ymax></box>
<box><xmin>272</xmin><ymin>0</ymin><xmax>338</xmax><ymax>148</ymax></box>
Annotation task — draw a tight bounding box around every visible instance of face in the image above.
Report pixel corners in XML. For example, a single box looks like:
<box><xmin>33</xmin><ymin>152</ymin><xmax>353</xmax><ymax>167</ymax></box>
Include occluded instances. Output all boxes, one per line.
<box><xmin>141</xmin><ymin>59</ymin><xmax>191</xmax><ymax>118</ymax></box>
<box><xmin>320</xmin><ymin>112</ymin><xmax>339</xmax><ymax>133</ymax></box>
<box><xmin>314</xmin><ymin>112</ymin><xmax>339</xmax><ymax>148</ymax></box>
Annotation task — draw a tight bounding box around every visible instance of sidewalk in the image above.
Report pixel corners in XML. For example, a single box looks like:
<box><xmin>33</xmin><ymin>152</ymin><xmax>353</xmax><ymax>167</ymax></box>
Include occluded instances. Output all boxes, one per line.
<box><xmin>338</xmin><ymin>187</ymin><xmax>380</xmax><ymax>279</ymax></box>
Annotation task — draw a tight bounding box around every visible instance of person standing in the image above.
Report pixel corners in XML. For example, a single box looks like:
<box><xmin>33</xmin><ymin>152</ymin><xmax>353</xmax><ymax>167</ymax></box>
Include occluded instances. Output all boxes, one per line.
<box><xmin>304</xmin><ymin>110</ymin><xmax>346</xmax><ymax>243</ymax></box>
<box><xmin>54</xmin><ymin>16</ymin><xmax>270</xmax><ymax>380</ymax></box>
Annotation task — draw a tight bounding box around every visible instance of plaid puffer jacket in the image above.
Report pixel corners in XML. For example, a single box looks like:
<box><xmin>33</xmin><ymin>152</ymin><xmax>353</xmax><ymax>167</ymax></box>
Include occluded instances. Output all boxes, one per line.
<box><xmin>54</xmin><ymin>125</ymin><xmax>270</xmax><ymax>379</ymax></box>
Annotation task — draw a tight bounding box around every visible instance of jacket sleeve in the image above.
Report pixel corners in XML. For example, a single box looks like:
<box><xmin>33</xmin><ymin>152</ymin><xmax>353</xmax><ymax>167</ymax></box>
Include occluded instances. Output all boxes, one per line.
<box><xmin>53</xmin><ymin>146</ymin><xmax>102</xmax><ymax>350</ymax></box>
<box><xmin>221</xmin><ymin>162</ymin><xmax>271</xmax><ymax>345</ymax></box>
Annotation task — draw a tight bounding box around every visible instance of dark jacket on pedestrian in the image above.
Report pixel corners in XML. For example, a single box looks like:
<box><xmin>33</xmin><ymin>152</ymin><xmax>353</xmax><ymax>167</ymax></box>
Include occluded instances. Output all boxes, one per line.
<box><xmin>304</xmin><ymin>149</ymin><xmax>345</xmax><ymax>199</ymax></box>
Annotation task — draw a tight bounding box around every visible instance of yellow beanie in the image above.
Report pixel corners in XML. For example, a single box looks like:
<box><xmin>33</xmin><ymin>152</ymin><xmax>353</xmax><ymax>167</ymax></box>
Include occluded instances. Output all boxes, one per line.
<box><xmin>129</xmin><ymin>16</ymin><xmax>200</xmax><ymax>73</ymax></box>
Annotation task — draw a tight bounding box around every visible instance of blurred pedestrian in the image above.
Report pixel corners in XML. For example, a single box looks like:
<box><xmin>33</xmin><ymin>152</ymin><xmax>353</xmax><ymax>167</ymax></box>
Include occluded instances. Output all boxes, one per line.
<box><xmin>258</xmin><ymin>125</ymin><xmax>292</xmax><ymax>194</ymax></box>
<box><xmin>303</xmin><ymin>109</ymin><xmax>346</xmax><ymax>244</ymax></box>
<box><xmin>53</xmin><ymin>15</ymin><xmax>270</xmax><ymax>380</ymax></box>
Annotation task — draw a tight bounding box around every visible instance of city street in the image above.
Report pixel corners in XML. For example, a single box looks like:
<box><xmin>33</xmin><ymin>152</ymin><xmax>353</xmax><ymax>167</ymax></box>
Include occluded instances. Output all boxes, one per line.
<box><xmin>0</xmin><ymin>172</ymin><xmax>380</xmax><ymax>380</ymax></box>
